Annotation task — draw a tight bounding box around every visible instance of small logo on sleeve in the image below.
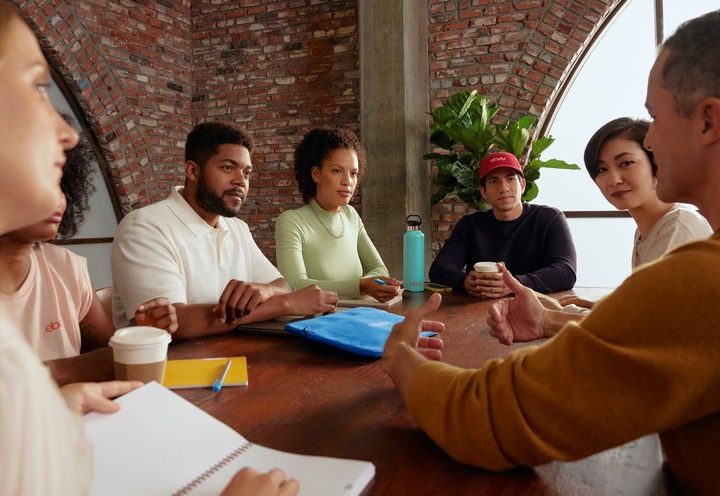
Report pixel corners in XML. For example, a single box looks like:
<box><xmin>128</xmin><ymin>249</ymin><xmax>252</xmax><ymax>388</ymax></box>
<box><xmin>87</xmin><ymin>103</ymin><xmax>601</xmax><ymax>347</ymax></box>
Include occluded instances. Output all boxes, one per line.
<box><xmin>44</xmin><ymin>321</ymin><xmax>64</xmax><ymax>333</ymax></box>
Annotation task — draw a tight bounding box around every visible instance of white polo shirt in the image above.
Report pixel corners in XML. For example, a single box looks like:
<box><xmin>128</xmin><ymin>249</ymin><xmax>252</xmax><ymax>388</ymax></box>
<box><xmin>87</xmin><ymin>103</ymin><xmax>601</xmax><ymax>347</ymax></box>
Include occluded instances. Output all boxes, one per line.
<box><xmin>111</xmin><ymin>186</ymin><xmax>282</xmax><ymax>328</ymax></box>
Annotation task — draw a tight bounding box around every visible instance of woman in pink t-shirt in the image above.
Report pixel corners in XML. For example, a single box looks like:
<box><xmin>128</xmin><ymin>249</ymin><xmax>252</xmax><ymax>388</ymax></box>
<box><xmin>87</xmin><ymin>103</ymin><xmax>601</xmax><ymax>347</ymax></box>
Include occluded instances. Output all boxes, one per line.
<box><xmin>0</xmin><ymin>3</ymin><xmax>299</xmax><ymax>495</ymax></box>
<box><xmin>0</xmin><ymin>115</ymin><xmax>178</xmax><ymax>384</ymax></box>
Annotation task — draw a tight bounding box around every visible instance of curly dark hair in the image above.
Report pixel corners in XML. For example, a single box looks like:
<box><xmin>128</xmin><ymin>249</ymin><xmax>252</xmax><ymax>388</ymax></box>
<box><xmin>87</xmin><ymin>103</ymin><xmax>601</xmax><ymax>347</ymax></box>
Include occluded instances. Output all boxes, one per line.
<box><xmin>294</xmin><ymin>126</ymin><xmax>367</xmax><ymax>203</ymax></box>
<box><xmin>58</xmin><ymin>114</ymin><xmax>97</xmax><ymax>239</ymax></box>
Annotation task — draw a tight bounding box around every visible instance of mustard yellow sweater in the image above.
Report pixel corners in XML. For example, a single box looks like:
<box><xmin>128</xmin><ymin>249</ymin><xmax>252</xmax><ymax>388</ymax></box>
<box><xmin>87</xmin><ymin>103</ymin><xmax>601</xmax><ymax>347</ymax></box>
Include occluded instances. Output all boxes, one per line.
<box><xmin>406</xmin><ymin>232</ymin><xmax>720</xmax><ymax>495</ymax></box>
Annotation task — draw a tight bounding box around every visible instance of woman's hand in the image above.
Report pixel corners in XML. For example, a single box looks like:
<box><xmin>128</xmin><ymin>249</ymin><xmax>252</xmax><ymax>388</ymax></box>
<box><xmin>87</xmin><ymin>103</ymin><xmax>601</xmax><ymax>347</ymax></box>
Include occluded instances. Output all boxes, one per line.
<box><xmin>59</xmin><ymin>381</ymin><xmax>142</xmax><ymax>414</ymax></box>
<box><xmin>360</xmin><ymin>277</ymin><xmax>402</xmax><ymax>302</ymax></box>
<box><xmin>221</xmin><ymin>468</ymin><xmax>299</xmax><ymax>496</ymax></box>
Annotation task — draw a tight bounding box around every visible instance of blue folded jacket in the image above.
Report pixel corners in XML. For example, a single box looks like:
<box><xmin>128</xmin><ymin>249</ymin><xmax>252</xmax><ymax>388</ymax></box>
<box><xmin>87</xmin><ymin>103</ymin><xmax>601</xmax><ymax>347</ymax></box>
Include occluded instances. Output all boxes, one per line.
<box><xmin>285</xmin><ymin>307</ymin><xmax>436</xmax><ymax>358</ymax></box>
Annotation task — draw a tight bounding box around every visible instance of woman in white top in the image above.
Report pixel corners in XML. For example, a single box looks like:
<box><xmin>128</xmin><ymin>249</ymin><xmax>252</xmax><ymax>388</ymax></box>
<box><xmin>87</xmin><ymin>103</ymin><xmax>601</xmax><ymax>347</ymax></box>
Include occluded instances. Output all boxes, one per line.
<box><xmin>488</xmin><ymin>118</ymin><xmax>713</xmax><ymax>345</ymax></box>
<box><xmin>0</xmin><ymin>4</ymin><xmax>124</xmax><ymax>494</ymax></box>
<box><xmin>0</xmin><ymin>3</ymin><xmax>297</xmax><ymax>495</ymax></box>
<box><xmin>559</xmin><ymin>117</ymin><xmax>712</xmax><ymax>309</ymax></box>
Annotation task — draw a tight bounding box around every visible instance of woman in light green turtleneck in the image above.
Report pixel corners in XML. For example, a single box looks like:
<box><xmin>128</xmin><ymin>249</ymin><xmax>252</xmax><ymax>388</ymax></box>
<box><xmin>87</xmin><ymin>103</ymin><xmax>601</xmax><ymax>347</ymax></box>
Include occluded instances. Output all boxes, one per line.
<box><xmin>275</xmin><ymin>126</ymin><xmax>401</xmax><ymax>302</ymax></box>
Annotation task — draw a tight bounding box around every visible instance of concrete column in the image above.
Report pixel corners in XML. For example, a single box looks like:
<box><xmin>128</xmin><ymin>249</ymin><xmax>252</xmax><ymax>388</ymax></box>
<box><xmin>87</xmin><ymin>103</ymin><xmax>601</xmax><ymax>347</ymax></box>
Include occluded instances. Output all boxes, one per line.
<box><xmin>359</xmin><ymin>0</ymin><xmax>430</xmax><ymax>280</ymax></box>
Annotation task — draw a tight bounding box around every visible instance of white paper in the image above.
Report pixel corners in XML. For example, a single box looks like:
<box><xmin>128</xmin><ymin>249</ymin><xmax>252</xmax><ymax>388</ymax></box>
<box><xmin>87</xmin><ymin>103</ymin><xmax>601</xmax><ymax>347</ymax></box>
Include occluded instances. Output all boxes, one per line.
<box><xmin>84</xmin><ymin>381</ymin><xmax>374</xmax><ymax>496</ymax></box>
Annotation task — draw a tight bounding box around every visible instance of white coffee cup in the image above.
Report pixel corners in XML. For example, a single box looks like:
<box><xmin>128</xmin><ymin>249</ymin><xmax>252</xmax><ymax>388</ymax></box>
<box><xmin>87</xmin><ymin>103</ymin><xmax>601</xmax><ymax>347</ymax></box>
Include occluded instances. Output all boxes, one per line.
<box><xmin>109</xmin><ymin>326</ymin><xmax>171</xmax><ymax>384</ymax></box>
<box><xmin>474</xmin><ymin>261</ymin><xmax>499</xmax><ymax>273</ymax></box>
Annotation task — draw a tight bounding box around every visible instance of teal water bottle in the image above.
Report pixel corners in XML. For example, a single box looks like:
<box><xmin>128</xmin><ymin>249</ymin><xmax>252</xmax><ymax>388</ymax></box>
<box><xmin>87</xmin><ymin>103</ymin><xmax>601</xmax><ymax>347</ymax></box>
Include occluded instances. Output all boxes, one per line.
<box><xmin>403</xmin><ymin>215</ymin><xmax>425</xmax><ymax>292</ymax></box>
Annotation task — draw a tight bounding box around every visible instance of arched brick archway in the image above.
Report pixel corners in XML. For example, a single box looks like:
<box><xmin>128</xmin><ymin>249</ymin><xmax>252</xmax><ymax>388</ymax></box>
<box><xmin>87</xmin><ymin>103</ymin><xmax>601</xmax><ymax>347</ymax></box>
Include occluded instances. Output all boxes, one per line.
<box><xmin>17</xmin><ymin>0</ymin><xmax>193</xmax><ymax>213</ymax></box>
<box><xmin>16</xmin><ymin>0</ymin><xmax>622</xmax><ymax>263</ymax></box>
<box><xmin>426</xmin><ymin>0</ymin><xmax>623</xmax><ymax>252</ymax></box>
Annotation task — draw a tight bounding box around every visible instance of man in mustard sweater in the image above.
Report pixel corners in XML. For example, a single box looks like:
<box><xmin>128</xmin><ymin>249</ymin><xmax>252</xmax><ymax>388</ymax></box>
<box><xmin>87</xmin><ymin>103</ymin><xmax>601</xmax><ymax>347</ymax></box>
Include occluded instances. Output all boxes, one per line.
<box><xmin>382</xmin><ymin>10</ymin><xmax>720</xmax><ymax>495</ymax></box>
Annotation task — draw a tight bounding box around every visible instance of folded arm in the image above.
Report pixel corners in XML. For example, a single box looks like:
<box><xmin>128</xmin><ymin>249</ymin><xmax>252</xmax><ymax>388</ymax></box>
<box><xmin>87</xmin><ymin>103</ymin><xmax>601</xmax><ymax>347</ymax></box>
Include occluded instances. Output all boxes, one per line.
<box><xmin>46</xmin><ymin>347</ymin><xmax>115</xmax><ymax>386</ymax></box>
<box><xmin>276</xmin><ymin>209</ymin><xmax>393</xmax><ymax>299</ymax></box>
<box><xmin>172</xmin><ymin>284</ymin><xmax>338</xmax><ymax>340</ymax></box>
<box><xmin>428</xmin><ymin>234</ymin><xmax>471</xmax><ymax>291</ymax></box>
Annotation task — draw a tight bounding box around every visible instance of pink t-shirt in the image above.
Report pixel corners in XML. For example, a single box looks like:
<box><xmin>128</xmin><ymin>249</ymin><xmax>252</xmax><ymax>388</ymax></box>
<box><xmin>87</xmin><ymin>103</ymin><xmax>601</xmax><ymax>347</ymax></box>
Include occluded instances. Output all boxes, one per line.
<box><xmin>0</xmin><ymin>243</ymin><xmax>92</xmax><ymax>360</ymax></box>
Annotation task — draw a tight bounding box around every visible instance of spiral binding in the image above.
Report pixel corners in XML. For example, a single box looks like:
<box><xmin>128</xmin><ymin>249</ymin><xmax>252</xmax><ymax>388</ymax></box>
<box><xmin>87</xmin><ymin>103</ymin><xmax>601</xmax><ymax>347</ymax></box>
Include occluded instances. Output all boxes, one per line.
<box><xmin>173</xmin><ymin>442</ymin><xmax>253</xmax><ymax>495</ymax></box>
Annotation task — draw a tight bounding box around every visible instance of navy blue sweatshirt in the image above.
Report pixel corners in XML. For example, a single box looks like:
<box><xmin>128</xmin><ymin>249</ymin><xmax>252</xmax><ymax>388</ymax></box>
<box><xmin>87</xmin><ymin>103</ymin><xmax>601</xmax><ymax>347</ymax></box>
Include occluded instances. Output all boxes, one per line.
<box><xmin>429</xmin><ymin>203</ymin><xmax>577</xmax><ymax>293</ymax></box>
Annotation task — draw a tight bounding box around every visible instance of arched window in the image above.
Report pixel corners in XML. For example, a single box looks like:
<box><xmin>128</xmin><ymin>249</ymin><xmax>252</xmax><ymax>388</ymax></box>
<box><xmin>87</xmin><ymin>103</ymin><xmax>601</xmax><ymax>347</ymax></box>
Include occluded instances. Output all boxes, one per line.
<box><xmin>49</xmin><ymin>70</ymin><xmax>119</xmax><ymax>288</ymax></box>
<box><xmin>536</xmin><ymin>0</ymin><xmax>718</xmax><ymax>288</ymax></box>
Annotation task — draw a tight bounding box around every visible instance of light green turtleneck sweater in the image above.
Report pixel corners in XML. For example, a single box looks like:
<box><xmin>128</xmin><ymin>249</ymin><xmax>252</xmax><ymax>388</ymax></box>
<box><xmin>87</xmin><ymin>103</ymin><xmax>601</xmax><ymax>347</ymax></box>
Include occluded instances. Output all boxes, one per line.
<box><xmin>275</xmin><ymin>199</ymin><xmax>389</xmax><ymax>298</ymax></box>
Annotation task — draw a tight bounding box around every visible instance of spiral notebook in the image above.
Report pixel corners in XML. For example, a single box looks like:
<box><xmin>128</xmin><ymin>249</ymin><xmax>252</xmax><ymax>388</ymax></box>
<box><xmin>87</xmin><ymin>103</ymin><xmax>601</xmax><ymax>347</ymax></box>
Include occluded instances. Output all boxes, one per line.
<box><xmin>84</xmin><ymin>382</ymin><xmax>375</xmax><ymax>496</ymax></box>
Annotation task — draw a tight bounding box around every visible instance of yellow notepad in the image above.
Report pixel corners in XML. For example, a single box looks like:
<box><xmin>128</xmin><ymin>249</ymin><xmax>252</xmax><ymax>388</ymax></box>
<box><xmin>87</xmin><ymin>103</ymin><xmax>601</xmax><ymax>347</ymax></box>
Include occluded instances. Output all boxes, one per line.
<box><xmin>163</xmin><ymin>356</ymin><xmax>248</xmax><ymax>389</ymax></box>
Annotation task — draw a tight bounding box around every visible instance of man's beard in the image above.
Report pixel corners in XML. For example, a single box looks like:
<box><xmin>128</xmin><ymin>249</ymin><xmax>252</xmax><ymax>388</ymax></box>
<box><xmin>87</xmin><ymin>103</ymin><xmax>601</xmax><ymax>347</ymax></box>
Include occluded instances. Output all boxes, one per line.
<box><xmin>195</xmin><ymin>172</ymin><xmax>242</xmax><ymax>218</ymax></box>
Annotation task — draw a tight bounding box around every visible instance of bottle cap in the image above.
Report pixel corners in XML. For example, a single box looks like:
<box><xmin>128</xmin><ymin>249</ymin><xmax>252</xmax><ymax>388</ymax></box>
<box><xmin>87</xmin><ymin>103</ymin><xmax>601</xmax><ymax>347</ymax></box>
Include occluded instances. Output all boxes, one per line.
<box><xmin>406</xmin><ymin>214</ymin><xmax>422</xmax><ymax>227</ymax></box>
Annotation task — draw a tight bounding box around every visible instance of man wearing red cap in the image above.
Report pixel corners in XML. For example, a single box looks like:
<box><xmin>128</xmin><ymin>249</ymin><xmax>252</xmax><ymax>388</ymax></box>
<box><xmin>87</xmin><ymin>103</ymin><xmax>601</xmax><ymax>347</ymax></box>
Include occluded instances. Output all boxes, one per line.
<box><xmin>383</xmin><ymin>11</ymin><xmax>720</xmax><ymax>494</ymax></box>
<box><xmin>429</xmin><ymin>151</ymin><xmax>577</xmax><ymax>297</ymax></box>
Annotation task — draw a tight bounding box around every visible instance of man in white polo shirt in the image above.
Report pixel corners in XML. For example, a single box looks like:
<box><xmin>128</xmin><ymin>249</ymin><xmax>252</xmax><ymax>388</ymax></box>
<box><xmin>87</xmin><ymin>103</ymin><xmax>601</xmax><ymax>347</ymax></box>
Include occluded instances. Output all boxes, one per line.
<box><xmin>111</xmin><ymin>122</ymin><xmax>338</xmax><ymax>340</ymax></box>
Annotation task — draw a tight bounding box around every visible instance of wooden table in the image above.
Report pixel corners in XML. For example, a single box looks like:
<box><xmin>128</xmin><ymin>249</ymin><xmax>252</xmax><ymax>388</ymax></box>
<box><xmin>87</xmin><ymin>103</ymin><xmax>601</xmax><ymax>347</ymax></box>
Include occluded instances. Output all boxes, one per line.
<box><xmin>169</xmin><ymin>290</ymin><xmax>676</xmax><ymax>495</ymax></box>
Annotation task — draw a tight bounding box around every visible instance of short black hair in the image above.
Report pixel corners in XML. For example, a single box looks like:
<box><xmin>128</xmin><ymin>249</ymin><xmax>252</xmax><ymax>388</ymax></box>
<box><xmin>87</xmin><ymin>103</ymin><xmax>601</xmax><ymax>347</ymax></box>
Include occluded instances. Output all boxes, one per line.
<box><xmin>583</xmin><ymin>118</ymin><xmax>655</xmax><ymax>181</ymax></box>
<box><xmin>294</xmin><ymin>126</ymin><xmax>366</xmax><ymax>203</ymax></box>
<box><xmin>58</xmin><ymin>114</ymin><xmax>96</xmax><ymax>239</ymax></box>
<box><xmin>185</xmin><ymin>121</ymin><xmax>254</xmax><ymax>167</ymax></box>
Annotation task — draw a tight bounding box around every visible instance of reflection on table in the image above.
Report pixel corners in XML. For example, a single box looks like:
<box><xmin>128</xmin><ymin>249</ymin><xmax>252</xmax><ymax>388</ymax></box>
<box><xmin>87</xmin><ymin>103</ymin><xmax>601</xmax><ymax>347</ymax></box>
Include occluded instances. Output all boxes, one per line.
<box><xmin>169</xmin><ymin>289</ymin><xmax>676</xmax><ymax>495</ymax></box>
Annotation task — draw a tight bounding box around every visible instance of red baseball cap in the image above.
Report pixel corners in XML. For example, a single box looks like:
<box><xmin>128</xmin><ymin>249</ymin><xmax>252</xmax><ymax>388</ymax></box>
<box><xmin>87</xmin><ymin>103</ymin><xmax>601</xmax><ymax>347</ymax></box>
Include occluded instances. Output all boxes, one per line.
<box><xmin>478</xmin><ymin>152</ymin><xmax>523</xmax><ymax>180</ymax></box>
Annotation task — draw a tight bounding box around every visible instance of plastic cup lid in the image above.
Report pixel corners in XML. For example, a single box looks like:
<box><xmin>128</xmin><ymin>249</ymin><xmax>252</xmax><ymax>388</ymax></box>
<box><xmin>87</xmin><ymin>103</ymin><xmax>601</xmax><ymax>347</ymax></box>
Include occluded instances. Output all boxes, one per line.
<box><xmin>109</xmin><ymin>326</ymin><xmax>171</xmax><ymax>349</ymax></box>
<box><xmin>473</xmin><ymin>261</ymin><xmax>499</xmax><ymax>272</ymax></box>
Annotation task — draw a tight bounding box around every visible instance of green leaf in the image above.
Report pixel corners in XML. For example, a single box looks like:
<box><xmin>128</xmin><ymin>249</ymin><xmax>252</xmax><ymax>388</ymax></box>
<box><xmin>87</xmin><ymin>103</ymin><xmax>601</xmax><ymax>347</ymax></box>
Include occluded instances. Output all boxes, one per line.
<box><xmin>455</xmin><ymin>90</ymin><xmax>478</xmax><ymax>121</ymax></box>
<box><xmin>522</xmin><ymin>180</ymin><xmax>539</xmax><ymax>202</ymax></box>
<box><xmin>452</xmin><ymin>161</ymin><xmax>476</xmax><ymax>189</ymax></box>
<box><xmin>532</xmin><ymin>158</ymin><xmax>581</xmax><ymax>170</ymax></box>
<box><xmin>434</xmin><ymin>156</ymin><xmax>456</xmax><ymax>173</ymax></box>
<box><xmin>429</xmin><ymin>129</ymin><xmax>455</xmax><ymax>151</ymax></box>
<box><xmin>524</xmin><ymin>168</ymin><xmax>540</xmax><ymax>182</ymax></box>
<box><xmin>530</xmin><ymin>135</ymin><xmax>554</xmax><ymax>160</ymax></box>
<box><xmin>427</xmin><ymin>89</ymin><xmax>579</xmax><ymax>210</ymax></box>
<box><xmin>423</xmin><ymin>152</ymin><xmax>450</xmax><ymax>161</ymax></box>
<box><xmin>505</xmin><ymin>116</ymin><xmax>534</xmax><ymax>156</ymax></box>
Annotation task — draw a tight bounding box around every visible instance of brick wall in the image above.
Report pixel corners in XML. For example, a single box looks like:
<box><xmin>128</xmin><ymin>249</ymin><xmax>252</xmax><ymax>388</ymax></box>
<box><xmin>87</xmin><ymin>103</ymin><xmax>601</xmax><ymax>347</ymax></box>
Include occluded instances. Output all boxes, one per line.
<box><xmin>427</xmin><ymin>0</ymin><xmax>617</xmax><ymax>253</ymax></box>
<box><xmin>190</xmin><ymin>0</ymin><xmax>360</xmax><ymax>255</ymax></box>
<box><xmin>19</xmin><ymin>0</ymin><xmax>617</xmax><ymax>263</ymax></box>
<box><xmin>19</xmin><ymin>0</ymin><xmax>193</xmax><ymax>211</ymax></box>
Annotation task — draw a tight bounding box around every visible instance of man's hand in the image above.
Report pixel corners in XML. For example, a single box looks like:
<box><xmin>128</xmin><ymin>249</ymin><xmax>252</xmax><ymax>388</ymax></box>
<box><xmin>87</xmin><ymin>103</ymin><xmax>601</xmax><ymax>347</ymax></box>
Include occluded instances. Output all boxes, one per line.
<box><xmin>487</xmin><ymin>268</ymin><xmax>547</xmax><ymax>345</ymax></box>
<box><xmin>360</xmin><ymin>276</ymin><xmax>402</xmax><ymax>303</ymax></box>
<box><xmin>135</xmin><ymin>297</ymin><xmax>178</xmax><ymax>333</ymax></box>
<box><xmin>463</xmin><ymin>263</ymin><xmax>511</xmax><ymax>299</ymax></box>
<box><xmin>557</xmin><ymin>295</ymin><xmax>593</xmax><ymax>309</ymax></box>
<box><xmin>381</xmin><ymin>293</ymin><xmax>445</xmax><ymax>397</ymax></box>
<box><xmin>214</xmin><ymin>280</ymin><xmax>275</xmax><ymax>324</ymax></box>
<box><xmin>221</xmin><ymin>468</ymin><xmax>299</xmax><ymax>496</ymax></box>
<box><xmin>282</xmin><ymin>285</ymin><xmax>338</xmax><ymax>316</ymax></box>
<box><xmin>59</xmin><ymin>380</ymin><xmax>142</xmax><ymax>414</ymax></box>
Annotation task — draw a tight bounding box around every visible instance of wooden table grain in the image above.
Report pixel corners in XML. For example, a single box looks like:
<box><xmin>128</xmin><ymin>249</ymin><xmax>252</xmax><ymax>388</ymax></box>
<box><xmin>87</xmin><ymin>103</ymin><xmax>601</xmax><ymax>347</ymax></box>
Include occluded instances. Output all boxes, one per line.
<box><xmin>169</xmin><ymin>290</ymin><xmax>676</xmax><ymax>495</ymax></box>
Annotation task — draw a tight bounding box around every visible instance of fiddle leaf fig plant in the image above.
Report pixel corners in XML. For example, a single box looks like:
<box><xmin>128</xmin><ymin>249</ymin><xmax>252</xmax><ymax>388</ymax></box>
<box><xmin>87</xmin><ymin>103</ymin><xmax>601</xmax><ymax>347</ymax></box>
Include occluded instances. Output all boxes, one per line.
<box><xmin>424</xmin><ymin>90</ymin><xmax>580</xmax><ymax>210</ymax></box>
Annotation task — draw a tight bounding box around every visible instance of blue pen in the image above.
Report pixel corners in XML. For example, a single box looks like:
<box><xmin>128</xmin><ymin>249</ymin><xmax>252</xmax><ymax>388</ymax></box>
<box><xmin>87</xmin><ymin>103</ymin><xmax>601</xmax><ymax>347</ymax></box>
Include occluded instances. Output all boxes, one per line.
<box><xmin>212</xmin><ymin>359</ymin><xmax>232</xmax><ymax>393</ymax></box>
<box><xmin>374</xmin><ymin>277</ymin><xmax>388</xmax><ymax>285</ymax></box>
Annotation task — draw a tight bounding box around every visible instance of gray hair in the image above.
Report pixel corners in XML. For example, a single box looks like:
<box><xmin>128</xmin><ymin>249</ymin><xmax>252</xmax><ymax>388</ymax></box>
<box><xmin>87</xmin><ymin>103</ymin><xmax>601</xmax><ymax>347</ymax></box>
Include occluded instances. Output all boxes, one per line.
<box><xmin>662</xmin><ymin>9</ymin><xmax>720</xmax><ymax>117</ymax></box>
